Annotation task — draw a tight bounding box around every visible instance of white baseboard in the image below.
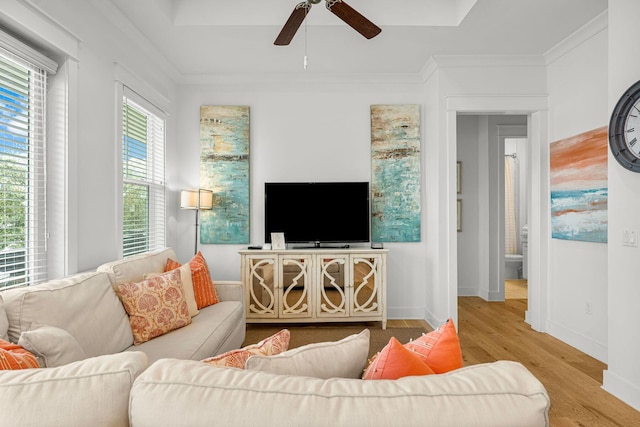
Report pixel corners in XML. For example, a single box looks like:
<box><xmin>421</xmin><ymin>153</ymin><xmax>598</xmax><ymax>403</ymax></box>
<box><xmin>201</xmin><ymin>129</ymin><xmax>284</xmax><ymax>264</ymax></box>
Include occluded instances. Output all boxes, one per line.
<box><xmin>547</xmin><ymin>320</ymin><xmax>607</xmax><ymax>363</ymax></box>
<box><xmin>387</xmin><ymin>306</ymin><xmax>427</xmax><ymax>320</ymax></box>
<box><xmin>603</xmin><ymin>370</ymin><xmax>640</xmax><ymax>412</ymax></box>
<box><xmin>458</xmin><ymin>287</ymin><xmax>478</xmax><ymax>297</ymax></box>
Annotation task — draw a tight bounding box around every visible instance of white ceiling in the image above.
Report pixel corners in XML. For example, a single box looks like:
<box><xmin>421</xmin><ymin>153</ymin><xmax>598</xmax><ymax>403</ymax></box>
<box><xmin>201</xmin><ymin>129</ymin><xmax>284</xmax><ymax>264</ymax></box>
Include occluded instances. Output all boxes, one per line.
<box><xmin>104</xmin><ymin>0</ymin><xmax>607</xmax><ymax>81</ymax></box>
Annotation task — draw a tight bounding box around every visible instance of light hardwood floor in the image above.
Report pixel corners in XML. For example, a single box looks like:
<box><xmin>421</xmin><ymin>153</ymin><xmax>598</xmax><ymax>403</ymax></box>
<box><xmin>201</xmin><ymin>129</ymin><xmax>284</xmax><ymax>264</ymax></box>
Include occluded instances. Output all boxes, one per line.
<box><xmin>458</xmin><ymin>296</ymin><xmax>640</xmax><ymax>426</ymax></box>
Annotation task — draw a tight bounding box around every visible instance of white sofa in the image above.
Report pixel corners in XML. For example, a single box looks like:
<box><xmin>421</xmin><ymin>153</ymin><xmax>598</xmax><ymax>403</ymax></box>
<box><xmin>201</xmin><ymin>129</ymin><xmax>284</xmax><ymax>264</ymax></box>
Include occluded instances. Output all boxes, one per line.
<box><xmin>0</xmin><ymin>248</ymin><xmax>550</xmax><ymax>427</ymax></box>
<box><xmin>0</xmin><ymin>247</ymin><xmax>245</xmax><ymax>366</ymax></box>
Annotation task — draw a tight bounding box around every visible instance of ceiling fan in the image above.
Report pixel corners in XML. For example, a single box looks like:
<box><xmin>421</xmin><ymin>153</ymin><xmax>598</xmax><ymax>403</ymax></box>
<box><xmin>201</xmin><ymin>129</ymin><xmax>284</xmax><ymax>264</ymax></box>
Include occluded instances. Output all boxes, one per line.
<box><xmin>274</xmin><ymin>0</ymin><xmax>381</xmax><ymax>46</ymax></box>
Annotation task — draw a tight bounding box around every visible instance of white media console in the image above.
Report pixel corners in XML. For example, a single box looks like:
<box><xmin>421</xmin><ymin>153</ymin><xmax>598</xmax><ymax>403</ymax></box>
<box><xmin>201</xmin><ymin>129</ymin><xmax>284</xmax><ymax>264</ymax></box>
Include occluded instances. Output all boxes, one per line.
<box><xmin>239</xmin><ymin>248</ymin><xmax>388</xmax><ymax>328</ymax></box>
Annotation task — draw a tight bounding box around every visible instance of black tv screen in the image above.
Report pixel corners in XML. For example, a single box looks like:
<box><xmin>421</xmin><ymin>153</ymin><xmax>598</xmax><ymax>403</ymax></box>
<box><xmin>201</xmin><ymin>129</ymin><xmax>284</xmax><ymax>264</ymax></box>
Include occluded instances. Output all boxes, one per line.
<box><xmin>264</xmin><ymin>182</ymin><xmax>370</xmax><ymax>245</ymax></box>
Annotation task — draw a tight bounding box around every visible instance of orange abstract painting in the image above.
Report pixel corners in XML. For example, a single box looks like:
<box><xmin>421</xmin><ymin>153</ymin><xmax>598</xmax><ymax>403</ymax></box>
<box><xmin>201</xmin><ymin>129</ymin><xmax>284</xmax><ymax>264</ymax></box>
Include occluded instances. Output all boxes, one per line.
<box><xmin>550</xmin><ymin>126</ymin><xmax>608</xmax><ymax>243</ymax></box>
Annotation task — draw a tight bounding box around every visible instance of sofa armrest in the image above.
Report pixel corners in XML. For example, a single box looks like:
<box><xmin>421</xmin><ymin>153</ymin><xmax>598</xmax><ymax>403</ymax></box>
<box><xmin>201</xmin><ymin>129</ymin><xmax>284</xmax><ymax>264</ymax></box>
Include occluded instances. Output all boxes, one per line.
<box><xmin>214</xmin><ymin>281</ymin><xmax>243</xmax><ymax>303</ymax></box>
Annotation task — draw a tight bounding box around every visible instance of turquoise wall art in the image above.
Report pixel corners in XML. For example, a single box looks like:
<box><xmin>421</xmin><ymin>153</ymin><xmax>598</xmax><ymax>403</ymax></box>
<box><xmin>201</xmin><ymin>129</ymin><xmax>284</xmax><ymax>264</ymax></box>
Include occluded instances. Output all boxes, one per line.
<box><xmin>370</xmin><ymin>104</ymin><xmax>422</xmax><ymax>242</ymax></box>
<box><xmin>199</xmin><ymin>105</ymin><xmax>250</xmax><ymax>244</ymax></box>
<box><xmin>550</xmin><ymin>126</ymin><xmax>608</xmax><ymax>243</ymax></box>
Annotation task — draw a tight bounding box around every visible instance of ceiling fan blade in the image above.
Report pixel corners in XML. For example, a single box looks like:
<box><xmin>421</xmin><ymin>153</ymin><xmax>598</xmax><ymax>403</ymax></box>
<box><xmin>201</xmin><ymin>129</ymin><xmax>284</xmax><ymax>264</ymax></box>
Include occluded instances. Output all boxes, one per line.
<box><xmin>326</xmin><ymin>0</ymin><xmax>381</xmax><ymax>40</ymax></box>
<box><xmin>274</xmin><ymin>2</ymin><xmax>311</xmax><ymax>46</ymax></box>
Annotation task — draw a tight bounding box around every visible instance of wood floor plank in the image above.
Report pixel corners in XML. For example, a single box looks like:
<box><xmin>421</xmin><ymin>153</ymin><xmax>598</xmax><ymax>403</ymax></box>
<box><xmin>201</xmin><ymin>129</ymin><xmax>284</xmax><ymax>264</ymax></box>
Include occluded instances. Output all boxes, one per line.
<box><xmin>458</xmin><ymin>296</ymin><xmax>640</xmax><ymax>426</ymax></box>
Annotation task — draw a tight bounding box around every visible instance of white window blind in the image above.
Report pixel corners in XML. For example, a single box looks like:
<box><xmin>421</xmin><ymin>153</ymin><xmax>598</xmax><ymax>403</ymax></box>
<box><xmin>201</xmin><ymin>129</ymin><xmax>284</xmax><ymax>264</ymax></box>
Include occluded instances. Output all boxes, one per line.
<box><xmin>122</xmin><ymin>89</ymin><xmax>166</xmax><ymax>257</ymax></box>
<box><xmin>0</xmin><ymin>51</ymin><xmax>48</xmax><ymax>288</ymax></box>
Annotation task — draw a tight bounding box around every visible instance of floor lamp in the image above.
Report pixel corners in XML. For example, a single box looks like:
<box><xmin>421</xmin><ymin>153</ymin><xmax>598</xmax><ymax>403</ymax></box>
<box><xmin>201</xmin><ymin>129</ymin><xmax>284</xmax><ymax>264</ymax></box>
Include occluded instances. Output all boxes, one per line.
<box><xmin>180</xmin><ymin>189</ymin><xmax>213</xmax><ymax>255</ymax></box>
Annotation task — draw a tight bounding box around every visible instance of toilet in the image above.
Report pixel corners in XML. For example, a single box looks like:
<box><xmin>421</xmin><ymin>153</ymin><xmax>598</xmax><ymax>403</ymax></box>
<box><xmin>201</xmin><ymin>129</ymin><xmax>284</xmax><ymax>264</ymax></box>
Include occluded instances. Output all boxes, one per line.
<box><xmin>505</xmin><ymin>253</ymin><xmax>523</xmax><ymax>279</ymax></box>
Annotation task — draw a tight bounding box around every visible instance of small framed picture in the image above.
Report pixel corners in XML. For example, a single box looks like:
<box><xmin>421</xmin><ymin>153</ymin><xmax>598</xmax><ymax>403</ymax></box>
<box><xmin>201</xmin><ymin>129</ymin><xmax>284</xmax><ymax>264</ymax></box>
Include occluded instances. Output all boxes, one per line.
<box><xmin>457</xmin><ymin>199</ymin><xmax>462</xmax><ymax>232</ymax></box>
<box><xmin>271</xmin><ymin>232</ymin><xmax>286</xmax><ymax>250</ymax></box>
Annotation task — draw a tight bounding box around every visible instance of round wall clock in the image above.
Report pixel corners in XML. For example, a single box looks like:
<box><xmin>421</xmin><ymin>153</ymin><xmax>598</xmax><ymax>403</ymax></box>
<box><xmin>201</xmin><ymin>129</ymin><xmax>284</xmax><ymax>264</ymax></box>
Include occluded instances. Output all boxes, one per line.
<box><xmin>609</xmin><ymin>79</ymin><xmax>640</xmax><ymax>172</ymax></box>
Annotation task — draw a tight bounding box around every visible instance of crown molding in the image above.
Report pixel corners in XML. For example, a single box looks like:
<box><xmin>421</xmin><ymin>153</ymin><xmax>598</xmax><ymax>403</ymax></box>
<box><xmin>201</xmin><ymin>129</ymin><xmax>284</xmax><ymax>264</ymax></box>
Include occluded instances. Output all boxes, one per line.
<box><xmin>544</xmin><ymin>10</ymin><xmax>607</xmax><ymax>66</ymax></box>
<box><xmin>178</xmin><ymin>71</ymin><xmax>428</xmax><ymax>87</ymax></box>
<box><xmin>431</xmin><ymin>54</ymin><xmax>546</xmax><ymax>68</ymax></box>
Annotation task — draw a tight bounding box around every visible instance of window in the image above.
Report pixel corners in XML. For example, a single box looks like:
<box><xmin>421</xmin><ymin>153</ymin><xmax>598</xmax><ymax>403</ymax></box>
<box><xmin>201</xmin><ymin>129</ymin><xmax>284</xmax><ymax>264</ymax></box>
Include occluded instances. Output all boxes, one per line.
<box><xmin>0</xmin><ymin>39</ymin><xmax>55</xmax><ymax>289</ymax></box>
<box><xmin>121</xmin><ymin>89</ymin><xmax>166</xmax><ymax>257</ymax></box>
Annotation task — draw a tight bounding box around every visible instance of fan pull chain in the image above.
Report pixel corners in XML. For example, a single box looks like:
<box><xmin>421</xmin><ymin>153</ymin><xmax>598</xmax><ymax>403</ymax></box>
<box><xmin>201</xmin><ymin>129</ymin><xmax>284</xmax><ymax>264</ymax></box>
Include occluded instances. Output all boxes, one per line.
<box><xmin>303</xmin><ymin>7</ymin><xmax>308</xmax><ymax>70</ymax></box>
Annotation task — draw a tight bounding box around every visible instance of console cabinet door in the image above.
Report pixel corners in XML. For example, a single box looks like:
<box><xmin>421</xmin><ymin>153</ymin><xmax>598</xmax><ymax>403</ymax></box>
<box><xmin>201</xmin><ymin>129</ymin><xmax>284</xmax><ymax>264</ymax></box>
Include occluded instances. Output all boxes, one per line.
<box><xmin>316</xmin><ymin>255</ymin><xmax>349</xmax><ymax>319</ymax></box>
<box><xmin>349</xmin><ymin>254</ymin><xmax>383</xmax><ymax>318</ymax></box>
<box><xmin>279</xmin><ymin>255</ymin><xmax>313</xmax><ymax>319</ymax></box>
<box><xmin>244</xmin><ymin>255</ymin><xmax>278</xmax><ymax>319</ymax></box>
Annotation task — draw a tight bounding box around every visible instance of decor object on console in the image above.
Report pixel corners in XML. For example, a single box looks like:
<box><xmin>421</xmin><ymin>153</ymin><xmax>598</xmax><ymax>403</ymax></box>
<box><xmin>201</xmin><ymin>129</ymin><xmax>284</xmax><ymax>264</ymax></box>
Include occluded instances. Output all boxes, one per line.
<box><xmin>371</xmin><ymin>104</ymin><xmax>421</xmax><ymax>243</ymax></box>
<box><xmin>550</xmin><ymin>126</ymin><xmax>608</xmax><ymax>243</ymax></box>
<box><xmin>199</xmin><ymin>105</ymin><xmax>250</xmax><ymax>244</ymax></box>
<box><xmin>180</xmin><ymin>188</ymin><xmax>213</xmax><ymax>254</ymax></box>
<box><xmin>240</xmin><ymin>248</ymin><xmax>387</xmax><ymax>328</ymax></box>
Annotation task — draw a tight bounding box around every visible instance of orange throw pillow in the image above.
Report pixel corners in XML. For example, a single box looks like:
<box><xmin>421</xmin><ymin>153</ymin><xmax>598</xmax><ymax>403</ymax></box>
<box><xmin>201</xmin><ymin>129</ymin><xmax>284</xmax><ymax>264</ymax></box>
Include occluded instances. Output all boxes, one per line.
<box><xmin>114</xmin><ymin>268</ymin><xmax>192</xmax><ymax>345</ymax></box>
<box><xmin>362</xmin><ymin>337</ymin><xmax>435</xmax><ymax>380</ymax></box>
<box><xmin>166</xmin><ymin>252</ymin><xmax>218</xmax><ymax>309</ymax></box>
<box><xmin>0</xmin><ymin>339</ymin><xmax>40</xmax><ymax>370</ymax></box>
<box><xmin>202</xmin><ymin>329</ymin><xmax>290</xmax><ymax>369</ymax></box>
<box><xmin>404</xmin><ymin>318</ymin><xmax>463</xmax><ymax>374</ymax></box>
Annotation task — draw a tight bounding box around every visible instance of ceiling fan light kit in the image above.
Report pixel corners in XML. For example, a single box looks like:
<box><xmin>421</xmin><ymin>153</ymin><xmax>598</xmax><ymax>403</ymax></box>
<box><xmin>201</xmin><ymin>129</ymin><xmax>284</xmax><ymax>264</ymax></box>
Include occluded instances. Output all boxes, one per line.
<box><xmin>274</xmin><ymin>0</ymin><xmax>381</xmax><ymax>46</ymax></box>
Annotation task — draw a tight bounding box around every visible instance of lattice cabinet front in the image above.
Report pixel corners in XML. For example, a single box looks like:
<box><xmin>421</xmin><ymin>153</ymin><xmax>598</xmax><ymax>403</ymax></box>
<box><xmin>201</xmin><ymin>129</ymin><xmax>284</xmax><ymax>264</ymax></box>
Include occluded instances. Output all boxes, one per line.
<box><xmin>240</xmin><ymin>249</ymin><xmax>387</xmax><ymax>328</ymax></box>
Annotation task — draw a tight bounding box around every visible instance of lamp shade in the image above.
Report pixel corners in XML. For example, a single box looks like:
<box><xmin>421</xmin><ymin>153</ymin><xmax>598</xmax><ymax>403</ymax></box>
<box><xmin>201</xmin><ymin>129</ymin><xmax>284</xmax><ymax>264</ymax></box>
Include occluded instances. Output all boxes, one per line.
<box><xmin>199</xmin><ymin>189</ymin><xmax>213</xmax><ymax>210</ymax></box>
<box><xmin>181</xmin><ymin>188</ymin><xmax>214</xmax><ymax>210</ymax></box>
<box><xmin>180</xmin><ymin>190</ymin><xmax>199</xmax><ymax>209</ymax></box>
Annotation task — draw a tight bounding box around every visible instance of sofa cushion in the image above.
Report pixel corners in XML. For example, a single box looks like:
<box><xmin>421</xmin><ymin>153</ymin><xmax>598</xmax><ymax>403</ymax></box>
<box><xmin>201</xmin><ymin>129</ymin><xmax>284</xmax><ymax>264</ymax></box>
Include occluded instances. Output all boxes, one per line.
<box><xmin>3</xmin><ymin>271</ymin><xmax>134</xmax><ymax>357</ymax></box>
<box><xmin>0</xmin><ymin>351</ymin><xmax>147</xmax><ymax>427</ymax></box>
<box><xmin>126</xmin><ymin>300</ymin><xmax>245</xmax><ymax>363</ymax></box>
<box><xmin>97</xmin><ymin>247</ymin><xmax>177</xmax><ymax>285</ymax></box>
<box><xmin>203</xmin><ymin>328</ymin><xmax>290</xmax><ymax>368</ymax></box>
<box><xmin>404</xmin><ymin>318</ymin><xmax>463</xmax><ymax>374</ymax></box>
<box><xmin>146</xmin><ymin>262</ymin><xmax>199</xmax><ymax>317</ymax></box>
<box><xmin>0</xmin><ymin>294</ymin><xmax>8</xmax><ymax>341</ymax></box>
<box><xmin>115</xmin><ymin>269</ymin><xmax>191</xmax><ymax>345</ymax></box>
<box><xmin>0</xmin><ymin>339</ymin><xmax>39</xmax><ymax>370</ymax></box>
<box><xmin>166</xmin><ymin>251</ymin><xmax>219</xmax><ymax>309</ymax></box>
<box><xmin>246</xmin><ymin>329</ymin><xmax>369</xmax><ymax>379</ymax></box>
<box><xmin>129</xmin><ymin>359</ymin><xmax>550</xmax><ymax>427</ymax></box>
<box><xmin>18</xmin><ymin>324</ymin><xmax>88</xmax><ymax>368</ymax></box>
<box><xmin>362</xmin><ymin>336</ymin><xmax>435</xmax><ymax>380</ymax></box>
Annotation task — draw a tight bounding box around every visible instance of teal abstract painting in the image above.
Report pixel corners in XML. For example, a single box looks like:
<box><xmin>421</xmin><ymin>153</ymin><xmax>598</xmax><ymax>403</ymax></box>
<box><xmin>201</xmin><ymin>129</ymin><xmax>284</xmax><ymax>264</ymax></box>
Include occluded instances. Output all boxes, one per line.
<box><xmin>199</xmin><ymin>106</ymin><xmax>250</xmax><ymax>244</ymax></box>
<box><xmin>371</xmin><ymin>104</ymin><xmax>421</xmax><ymax>242</ymax></box>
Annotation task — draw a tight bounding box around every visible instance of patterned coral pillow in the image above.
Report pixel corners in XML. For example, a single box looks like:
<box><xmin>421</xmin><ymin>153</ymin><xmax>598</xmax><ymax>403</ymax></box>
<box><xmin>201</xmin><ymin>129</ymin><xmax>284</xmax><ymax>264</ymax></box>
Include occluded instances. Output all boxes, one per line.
<box><xmin>114</xmin><ymin>268</ymin><xmax>191</xmax><ymax>345</ymax></box>
<box><xmin>202</xmin><ymin>329</ymin><xmax>290</xmax><ymax>369</ymax></box>
<box><xmin>403</xmin><ymin>318</ymin><xmax>463</xmax><ymax>374</ymax></box>
<box><xmin>362</xmin><ymin>337</ymin><xmax>434</xmax><ymax>380</ymax></box>
<box><xmin>146</xmin><ymin>262</ymin><xmax>199</xmax><ymax>317</ymax></box>
<box><xmin>166</xmin><ymin>251</ymin><xmax>218</xmax><ymax>309</ymax></box>
<box><xmin>0</xmin><ymin>339</ymin><xmax>40</xmax><ymax>370</ymax></box>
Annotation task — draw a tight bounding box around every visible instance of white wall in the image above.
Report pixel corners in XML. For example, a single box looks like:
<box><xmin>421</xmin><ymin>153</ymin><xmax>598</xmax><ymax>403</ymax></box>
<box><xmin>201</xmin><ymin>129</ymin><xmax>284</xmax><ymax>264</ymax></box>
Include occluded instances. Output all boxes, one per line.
<box><xmin>1</xmin><ymin>0</ymin><xmax>178</xmax><ymax>273</ymax></box>
<box><xmin>546</xmin><ymin>16</ymin><xmax>608</xmax><ymax>362</ymax></box>
<box><xmin>604</xmin><ymin>0</ymin><xmax>640</xmax><ymax>410</ymax></box>
<box><xmin>173</xmin><ymin>81</ymin><xmax>429</xmax><ymax>319</ymax></box>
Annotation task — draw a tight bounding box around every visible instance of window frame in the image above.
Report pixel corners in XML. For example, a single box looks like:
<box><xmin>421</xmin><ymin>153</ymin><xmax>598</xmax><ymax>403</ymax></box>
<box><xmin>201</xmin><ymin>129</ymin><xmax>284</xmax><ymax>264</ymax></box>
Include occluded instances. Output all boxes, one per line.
<box><xmin>0</xmin><ymin>39</ymin><xmax>56</xmax><ymax>289</ymax></box>
<box><xmin>117</xmin><ymin>84</ymin><xmax>167</xmax><ymax>258</ymax></box>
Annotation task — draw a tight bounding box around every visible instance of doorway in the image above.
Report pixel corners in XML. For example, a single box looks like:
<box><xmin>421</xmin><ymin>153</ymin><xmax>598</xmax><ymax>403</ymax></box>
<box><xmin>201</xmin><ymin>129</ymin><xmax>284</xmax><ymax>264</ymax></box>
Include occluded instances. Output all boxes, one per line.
<box><xmin>447</xmin><ymin>96</ymin><xmax>549</xmax><ymax>331</ymax></box>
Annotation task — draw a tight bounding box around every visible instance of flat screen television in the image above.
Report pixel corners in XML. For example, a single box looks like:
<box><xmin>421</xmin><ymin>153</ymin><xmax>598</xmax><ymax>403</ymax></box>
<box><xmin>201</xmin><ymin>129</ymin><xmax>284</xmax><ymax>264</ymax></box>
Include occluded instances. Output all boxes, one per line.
<box><xmin>264</xmin><ymin>182</ymin><xmax>370</xmax><ymax>247</ymax></box>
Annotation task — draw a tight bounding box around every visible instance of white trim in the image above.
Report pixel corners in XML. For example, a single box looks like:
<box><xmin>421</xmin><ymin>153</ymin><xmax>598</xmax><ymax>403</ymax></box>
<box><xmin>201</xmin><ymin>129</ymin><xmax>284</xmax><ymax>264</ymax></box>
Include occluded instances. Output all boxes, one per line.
<box><xmin>433</xmin><ymin>55</ymin><xmax>546</xmax><ymax>69</ymax></box>
<box><xmin>603</xmin><ymin>370</ymin><xmax>640</xmax><ymax>412</ymax></box>
<box><xmin>0</xmin><ymin>0</ymin><xmax>79</xmax><ymax>60</ymax></box>
<box><xmin>545</xmin><ymin>10</ymin><xmax>608</xmax><ymax>66</ymax></box>
<box><xmin>446</xmin><ymin>95</ymin><xmax>550</xmax><ymax>334</ymax></box>
<box><xmin>0</xmin><ymin>28</ymin><xmax>57</xmax><ymax>73</ymax></box>
<box><xmin>547</xmin><ymin>320</ymin><xmax>607</xmax><ymax>363</ymax></box>
<box><xmin>115</xmin><ymin>63</ymin><xmax>171</xmax><ymax>115</ymax></box>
